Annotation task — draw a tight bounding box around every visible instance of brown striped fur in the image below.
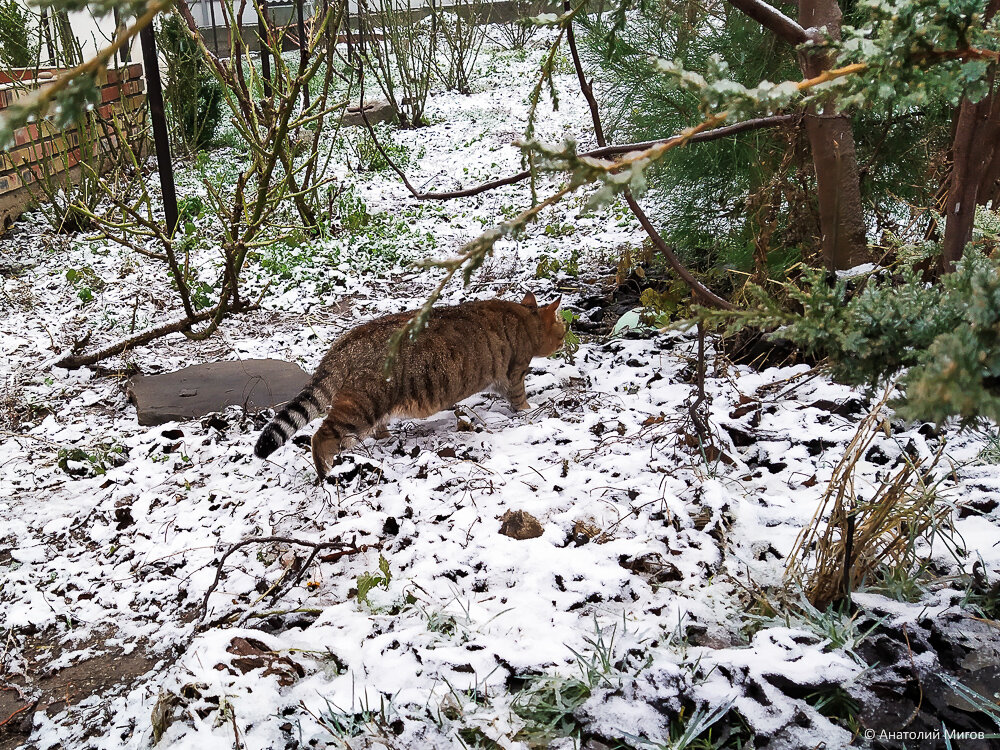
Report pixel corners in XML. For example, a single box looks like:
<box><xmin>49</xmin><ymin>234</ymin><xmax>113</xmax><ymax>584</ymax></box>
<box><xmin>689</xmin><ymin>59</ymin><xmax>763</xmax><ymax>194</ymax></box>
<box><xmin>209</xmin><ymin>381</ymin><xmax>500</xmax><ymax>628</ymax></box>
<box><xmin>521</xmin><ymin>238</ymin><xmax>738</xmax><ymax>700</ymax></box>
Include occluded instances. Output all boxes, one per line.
<box><xmin>255</xmin><ymin>293</ymin><xmax>564</xmax><ymax>479</ymax></box>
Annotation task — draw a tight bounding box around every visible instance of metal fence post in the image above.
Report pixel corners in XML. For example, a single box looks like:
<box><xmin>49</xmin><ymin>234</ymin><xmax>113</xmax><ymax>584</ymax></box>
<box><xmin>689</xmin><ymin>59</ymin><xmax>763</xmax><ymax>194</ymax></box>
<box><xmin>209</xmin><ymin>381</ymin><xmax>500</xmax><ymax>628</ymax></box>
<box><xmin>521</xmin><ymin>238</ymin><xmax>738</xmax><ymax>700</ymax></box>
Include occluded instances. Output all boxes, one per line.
<box><xmin>139</xmin><ymin>22</ymin><xmax>179</xmax><ymax>236</ymax></box>
<box><xmin>208</xmin><ymin>0</ymin><xmax>221</xmax><ymax>57</ymax></box>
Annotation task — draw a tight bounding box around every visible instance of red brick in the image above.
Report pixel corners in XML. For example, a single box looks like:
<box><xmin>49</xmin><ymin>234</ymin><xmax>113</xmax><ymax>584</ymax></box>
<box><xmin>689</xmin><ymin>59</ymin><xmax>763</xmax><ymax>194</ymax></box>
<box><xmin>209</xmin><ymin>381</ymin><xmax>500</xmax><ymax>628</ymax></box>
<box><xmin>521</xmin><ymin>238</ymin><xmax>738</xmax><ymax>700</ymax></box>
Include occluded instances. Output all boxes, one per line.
<box><xmin>0</xmin><ymin>171</ymin><xmax>22</xmax><ymax>193</ymax></box>
<box><xmin>7</xmin><ymin>145</ymin><xmax>32</xmax><ymax>165</ymax></box>
<box><xmin>102</xmin><ymin>85</ymin><xmax>123</xmax><ymax>104</ymax></box>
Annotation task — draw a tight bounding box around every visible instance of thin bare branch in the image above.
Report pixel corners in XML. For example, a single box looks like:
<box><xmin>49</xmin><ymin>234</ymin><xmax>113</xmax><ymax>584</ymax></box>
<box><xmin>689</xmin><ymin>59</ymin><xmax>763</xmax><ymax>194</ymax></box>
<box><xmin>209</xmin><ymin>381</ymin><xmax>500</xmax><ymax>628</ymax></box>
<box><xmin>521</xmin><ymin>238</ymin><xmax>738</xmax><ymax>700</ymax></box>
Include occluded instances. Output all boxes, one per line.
<box><xmin>362</xmin><ymin>114</ymin><xmax>799</xmax><ymax>201</ymax></box>
<box><xmin>564</xmin><ymin>0</ymin><xmax>605</xmax><ymax>146</ymax></box>
<box><xmin>197</xmin><ymin>535</ymin><xmax>369</xmax><ymax>625</ymax></box>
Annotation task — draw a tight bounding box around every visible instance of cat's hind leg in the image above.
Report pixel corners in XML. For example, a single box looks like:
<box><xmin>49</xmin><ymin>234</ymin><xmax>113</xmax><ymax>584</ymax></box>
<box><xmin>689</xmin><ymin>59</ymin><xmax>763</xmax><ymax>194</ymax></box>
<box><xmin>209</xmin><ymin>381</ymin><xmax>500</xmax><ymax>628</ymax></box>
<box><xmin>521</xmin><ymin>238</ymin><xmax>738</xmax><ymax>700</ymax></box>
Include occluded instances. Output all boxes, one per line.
<box><xmin>311</xmin><ymin>391</ymin><xmax>378</xmax><ymax>479</ymax></box>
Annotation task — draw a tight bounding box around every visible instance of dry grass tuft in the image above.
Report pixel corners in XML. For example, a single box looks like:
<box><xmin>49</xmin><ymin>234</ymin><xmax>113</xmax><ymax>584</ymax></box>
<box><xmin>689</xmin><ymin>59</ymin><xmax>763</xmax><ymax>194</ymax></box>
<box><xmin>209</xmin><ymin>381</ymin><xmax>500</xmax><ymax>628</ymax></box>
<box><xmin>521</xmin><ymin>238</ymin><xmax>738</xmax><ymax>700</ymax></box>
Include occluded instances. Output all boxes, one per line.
<box><xmin>786</xmin><ymin>386</ymin><xmax>954</xmax><ymax>610</ymax></box>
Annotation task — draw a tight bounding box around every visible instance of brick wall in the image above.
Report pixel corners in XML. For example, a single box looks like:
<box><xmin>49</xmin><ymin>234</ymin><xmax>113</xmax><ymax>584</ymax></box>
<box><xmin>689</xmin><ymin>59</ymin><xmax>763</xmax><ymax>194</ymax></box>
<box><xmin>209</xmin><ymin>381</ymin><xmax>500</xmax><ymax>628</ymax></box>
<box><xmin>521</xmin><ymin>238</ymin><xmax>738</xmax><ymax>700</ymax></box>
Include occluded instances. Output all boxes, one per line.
<box><xmin>0</xmin><ymin>63</ymin><xmax>146</xmax><ymax>229</ymax></box>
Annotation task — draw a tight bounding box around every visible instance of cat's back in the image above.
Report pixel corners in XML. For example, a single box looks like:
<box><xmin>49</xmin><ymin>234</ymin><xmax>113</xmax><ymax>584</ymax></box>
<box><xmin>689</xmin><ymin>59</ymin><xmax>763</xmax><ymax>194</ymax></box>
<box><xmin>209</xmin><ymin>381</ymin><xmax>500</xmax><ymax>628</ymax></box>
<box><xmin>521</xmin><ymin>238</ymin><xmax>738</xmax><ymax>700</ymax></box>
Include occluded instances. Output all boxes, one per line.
<box><xmin>318</xmin><ymin>300</ymin><xmax>531</xmax><ymax>377</ymax></box>
<box><xmin>421</xmin><ymin>298</ymin><xmax>528</xmax><ymax>334</ymax></box>
<box><xmin>409</xmin><ymin>300</ymin><xmax>533</xmax><ymax>359</ymax></box>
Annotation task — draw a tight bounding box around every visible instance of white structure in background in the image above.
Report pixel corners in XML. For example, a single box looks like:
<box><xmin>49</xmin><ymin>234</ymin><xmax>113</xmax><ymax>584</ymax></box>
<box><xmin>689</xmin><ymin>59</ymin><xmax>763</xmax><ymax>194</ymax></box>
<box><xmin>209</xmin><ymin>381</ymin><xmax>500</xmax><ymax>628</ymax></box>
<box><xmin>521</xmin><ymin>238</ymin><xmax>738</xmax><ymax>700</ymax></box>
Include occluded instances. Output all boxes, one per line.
<box><xmin>15</xmin><ymin>0</ymin><xmax>470</xmax><ymax>68</ymax></box>
<box><xmin>184</xmin><ymin>0</ymin><xmax>368</xmax><ymax>29</ymax></box>
<box><xmin>63</xmin><ymin>8</ymin><xmax>129</xmax><ymax>59</ymax></box>
<box><xmin>3</xmin><ymin>0</ymin><xmax>138</xmax><ymax>66</ymax></box>
<box><xmin>31</xmin><ymin>0</ymin><xmax>318</xmax><ymax>64</ymax></box>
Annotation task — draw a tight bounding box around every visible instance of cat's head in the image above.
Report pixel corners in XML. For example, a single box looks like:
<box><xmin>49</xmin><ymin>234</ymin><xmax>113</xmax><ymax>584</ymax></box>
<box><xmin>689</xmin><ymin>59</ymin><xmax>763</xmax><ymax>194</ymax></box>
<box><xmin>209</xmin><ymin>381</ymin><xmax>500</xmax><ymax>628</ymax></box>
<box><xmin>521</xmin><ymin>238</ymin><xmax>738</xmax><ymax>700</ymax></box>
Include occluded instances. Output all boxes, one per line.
<box><xmin>521</xmin><ymin>292</ymin><xmax>565</xmax><ymax>356</ymax></box>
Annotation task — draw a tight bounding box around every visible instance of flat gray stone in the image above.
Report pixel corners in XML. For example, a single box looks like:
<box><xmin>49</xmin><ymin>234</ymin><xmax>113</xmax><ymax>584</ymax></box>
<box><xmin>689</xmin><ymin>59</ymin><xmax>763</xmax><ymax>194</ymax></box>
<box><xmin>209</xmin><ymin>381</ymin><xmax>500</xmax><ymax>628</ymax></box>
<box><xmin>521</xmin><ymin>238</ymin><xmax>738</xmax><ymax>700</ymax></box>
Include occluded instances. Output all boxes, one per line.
<box><xmin>128</xmin><ymin>359</ymin><xmax>310</xmax><ymax>426</ymax></box>
<box><xmin>342</xmin><ymin>100</ymin><xmax>396</xmax><ymax>127</ymax></box>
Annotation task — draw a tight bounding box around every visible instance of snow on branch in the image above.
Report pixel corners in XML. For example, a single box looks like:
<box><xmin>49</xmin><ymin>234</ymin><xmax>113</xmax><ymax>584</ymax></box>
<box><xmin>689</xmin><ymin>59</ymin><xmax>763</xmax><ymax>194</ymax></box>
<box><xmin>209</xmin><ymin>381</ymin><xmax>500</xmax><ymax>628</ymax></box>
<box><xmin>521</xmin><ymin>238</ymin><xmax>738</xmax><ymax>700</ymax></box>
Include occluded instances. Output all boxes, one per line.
<box><xmin>726</xmin><ymin>0</ymin><xmax>811</xmax><ymax>46</ymax></box>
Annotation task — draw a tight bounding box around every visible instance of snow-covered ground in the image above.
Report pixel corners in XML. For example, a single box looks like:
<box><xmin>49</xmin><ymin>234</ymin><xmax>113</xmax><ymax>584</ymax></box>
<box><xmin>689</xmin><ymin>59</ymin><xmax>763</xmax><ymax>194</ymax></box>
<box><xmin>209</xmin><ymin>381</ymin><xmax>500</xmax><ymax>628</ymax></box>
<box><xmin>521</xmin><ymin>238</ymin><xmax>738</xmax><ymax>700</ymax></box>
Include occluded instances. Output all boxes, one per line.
<box><xmin>2</xmin><ymin>33</ymin><xmax>999</xmax><ymax>750</ymax></box>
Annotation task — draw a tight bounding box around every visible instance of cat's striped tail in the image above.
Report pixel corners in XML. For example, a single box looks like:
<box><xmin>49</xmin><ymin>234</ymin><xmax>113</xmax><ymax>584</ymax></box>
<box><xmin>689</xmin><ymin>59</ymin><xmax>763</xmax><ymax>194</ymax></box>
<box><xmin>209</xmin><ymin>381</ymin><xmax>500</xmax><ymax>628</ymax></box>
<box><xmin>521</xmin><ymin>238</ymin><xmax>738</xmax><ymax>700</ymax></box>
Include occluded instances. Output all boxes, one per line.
<box><xmin>254</xmin><ymin>384</ymin><xmax>329</xmax><ymax>459</ymax></box>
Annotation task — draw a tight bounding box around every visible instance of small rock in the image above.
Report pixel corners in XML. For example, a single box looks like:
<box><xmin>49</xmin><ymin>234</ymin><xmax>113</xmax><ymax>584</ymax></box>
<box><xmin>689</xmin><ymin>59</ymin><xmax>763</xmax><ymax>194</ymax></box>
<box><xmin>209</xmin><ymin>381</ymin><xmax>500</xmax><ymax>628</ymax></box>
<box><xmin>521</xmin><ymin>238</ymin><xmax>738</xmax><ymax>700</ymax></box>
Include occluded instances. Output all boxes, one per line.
<box><xmin>342</xmin><ymin>100</ymin><xmax>397</xmax><ymax>127</ymax></box>
<box><xmin>499</xmin><ymin>510</ymin><xmax>544</xmax><ymax>540</ymax></box>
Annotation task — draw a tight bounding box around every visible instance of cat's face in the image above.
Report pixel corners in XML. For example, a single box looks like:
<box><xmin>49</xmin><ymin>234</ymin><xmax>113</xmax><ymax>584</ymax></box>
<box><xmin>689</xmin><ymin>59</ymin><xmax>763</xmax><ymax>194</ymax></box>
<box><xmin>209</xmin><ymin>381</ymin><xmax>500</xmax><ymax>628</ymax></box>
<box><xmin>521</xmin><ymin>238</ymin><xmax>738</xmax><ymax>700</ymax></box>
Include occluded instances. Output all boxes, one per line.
<box><xmin>522</xmin><ymin>293</ymin><xmax>566</xmax><ymax>356</ymax></box>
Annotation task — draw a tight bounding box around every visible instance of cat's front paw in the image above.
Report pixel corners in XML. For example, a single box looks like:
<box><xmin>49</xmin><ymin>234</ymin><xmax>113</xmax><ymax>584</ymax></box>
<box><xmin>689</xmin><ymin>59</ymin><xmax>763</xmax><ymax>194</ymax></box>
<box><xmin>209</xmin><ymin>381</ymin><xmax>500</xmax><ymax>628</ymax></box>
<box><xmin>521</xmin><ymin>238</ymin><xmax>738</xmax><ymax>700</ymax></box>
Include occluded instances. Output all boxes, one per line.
<box><xmin>508</xmin><ymin>399</ymin><xmax>534</xmax><ymax>412</ymax></box>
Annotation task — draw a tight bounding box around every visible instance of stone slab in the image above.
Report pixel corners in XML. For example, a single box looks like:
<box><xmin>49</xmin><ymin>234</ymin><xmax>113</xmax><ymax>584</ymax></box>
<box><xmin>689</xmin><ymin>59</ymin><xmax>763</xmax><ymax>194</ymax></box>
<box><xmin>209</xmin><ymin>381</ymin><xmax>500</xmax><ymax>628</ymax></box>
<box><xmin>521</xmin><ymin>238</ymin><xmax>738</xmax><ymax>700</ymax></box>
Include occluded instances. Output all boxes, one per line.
<box><xmin>128</xmin><ymin>359</ymin><xmax>310</xmax><ymax>426</ymax></box>
<box><xmin>342</xmin><ymin>100</ymin><xmax>396</xmax><ymax>127</ymax></box>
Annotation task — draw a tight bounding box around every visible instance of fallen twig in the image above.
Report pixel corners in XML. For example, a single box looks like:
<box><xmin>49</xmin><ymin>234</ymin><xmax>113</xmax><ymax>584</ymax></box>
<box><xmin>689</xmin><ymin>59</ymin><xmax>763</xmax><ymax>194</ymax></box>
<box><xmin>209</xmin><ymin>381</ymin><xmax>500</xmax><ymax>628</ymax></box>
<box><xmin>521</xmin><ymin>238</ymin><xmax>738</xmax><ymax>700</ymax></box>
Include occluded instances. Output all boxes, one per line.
<box><xmin>197</xmin><ymin>535</ymin><xmax>369</xmax><ymax>623</ymax></box>
<box><xmin>0</xmin><ymin>685</ymin><xmax>37</xmax><ymax>729</ymax></box>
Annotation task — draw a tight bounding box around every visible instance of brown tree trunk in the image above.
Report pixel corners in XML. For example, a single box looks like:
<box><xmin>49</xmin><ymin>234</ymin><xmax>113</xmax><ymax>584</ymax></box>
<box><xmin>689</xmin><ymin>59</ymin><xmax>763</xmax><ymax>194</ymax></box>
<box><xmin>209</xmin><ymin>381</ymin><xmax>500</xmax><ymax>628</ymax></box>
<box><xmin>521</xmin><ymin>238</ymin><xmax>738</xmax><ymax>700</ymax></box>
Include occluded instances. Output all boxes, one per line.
<box><xmin>978</xmin><ymin>141</ymin><xmax>1000</xmax><ymax>208</ymax></box>
<box><xmin>797</xmin><ymin>0</ymin><xmax>868</xmax><ymax>270</ymax></box>
<box><xmin>942</xmin><ymin>92</ymin><xmax>999</xmax><ymax>267</ymax></box>
<box><xmin>940</xmin><ymin>0</ymin><xmax>1000</xmax><ymax>268</ymax></box>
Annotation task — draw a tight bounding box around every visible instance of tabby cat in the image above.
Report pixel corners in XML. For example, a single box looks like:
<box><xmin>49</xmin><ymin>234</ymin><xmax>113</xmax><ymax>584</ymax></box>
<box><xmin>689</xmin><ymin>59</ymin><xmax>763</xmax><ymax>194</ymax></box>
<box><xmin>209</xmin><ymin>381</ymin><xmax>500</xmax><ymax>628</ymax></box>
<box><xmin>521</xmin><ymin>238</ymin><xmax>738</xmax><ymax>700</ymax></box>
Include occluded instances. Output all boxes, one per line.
<box><xmin>255</xmin><ymin>293</ymin><xmax>564</xmax><ymax>478</ymax></box>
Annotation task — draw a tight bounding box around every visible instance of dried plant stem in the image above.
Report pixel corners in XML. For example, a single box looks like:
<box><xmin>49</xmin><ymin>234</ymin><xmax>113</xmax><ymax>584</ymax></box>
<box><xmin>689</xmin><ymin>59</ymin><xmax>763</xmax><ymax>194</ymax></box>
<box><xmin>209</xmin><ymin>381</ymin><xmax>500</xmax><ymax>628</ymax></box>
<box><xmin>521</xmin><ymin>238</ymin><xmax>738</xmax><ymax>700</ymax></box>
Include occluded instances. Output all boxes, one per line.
<box><xmin>198</xmin><ymin>535</ymin><xmax>369</xmax><ymax>625</ymax></box>
<box><xmin>786</xmin><ymin>383</ymin><xmax>951</xmax><ymax>609</ymax></box>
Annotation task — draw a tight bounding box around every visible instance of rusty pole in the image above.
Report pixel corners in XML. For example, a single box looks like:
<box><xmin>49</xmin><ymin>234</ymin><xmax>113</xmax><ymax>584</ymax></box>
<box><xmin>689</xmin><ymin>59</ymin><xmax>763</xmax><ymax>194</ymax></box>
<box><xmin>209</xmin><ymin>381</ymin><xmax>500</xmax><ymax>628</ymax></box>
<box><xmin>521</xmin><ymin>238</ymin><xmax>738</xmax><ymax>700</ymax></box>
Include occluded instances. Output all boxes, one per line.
<box><xmin>208</xmin><ymin>0</ymin><xmax>221</xmax><ymax>57</ymax></box>
<box><xmin>258</xmin><ymin>0</ymin><xmax>272</xmax><ymax>97</ymax></box>
<box><xmin>296</xmin><ymin>0</ymin><xmax>309</xmax><ymax>108</ymax></box>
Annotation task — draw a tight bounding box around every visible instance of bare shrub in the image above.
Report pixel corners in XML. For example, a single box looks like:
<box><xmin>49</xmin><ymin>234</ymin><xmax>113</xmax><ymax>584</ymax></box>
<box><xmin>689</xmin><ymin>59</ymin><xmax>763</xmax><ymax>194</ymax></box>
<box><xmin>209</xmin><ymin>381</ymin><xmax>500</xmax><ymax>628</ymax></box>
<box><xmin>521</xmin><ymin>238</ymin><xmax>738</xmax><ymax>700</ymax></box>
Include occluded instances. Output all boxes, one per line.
<box><xmin>434</xmin><ymin>0</ymin><xmax>485</xmax><ymax>94</ymax></box>
<box><xmin>487</xmin><ymin>0</ymin><xmax>546</xmax><ymax>50</ymax></box>
<box><xmin>360</xmin><ymin>0</ymin><xmax>437</xmax><ymax>127</ymax></box>
<box><xmin>53</xmin><ymin>1</ymin><xmax>349</xmax><ymax>367</ymax></box>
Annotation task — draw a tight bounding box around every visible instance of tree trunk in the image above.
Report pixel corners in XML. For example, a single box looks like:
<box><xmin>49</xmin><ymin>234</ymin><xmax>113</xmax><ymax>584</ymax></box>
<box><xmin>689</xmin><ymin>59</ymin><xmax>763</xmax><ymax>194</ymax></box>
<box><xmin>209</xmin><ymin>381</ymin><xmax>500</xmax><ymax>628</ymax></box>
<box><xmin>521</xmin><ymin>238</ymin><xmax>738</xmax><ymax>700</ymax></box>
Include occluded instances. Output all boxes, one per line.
<box><xmin>977</xmin><ymin>138</ymin><xmax>1000</xmax><ymax>209</ymax></box>
<box><xmin>939</xmin><ymin>0</ymin><xmax>1000</xmax><ymax>268</ymax></box>
<box><xmin>941</xmin><ymin>91</ymin><xmax>1000</xmax><ymax>267</ymax></box>
<box><xmin>797</xmin><ymin>0</ymin><xmax>867</xmax><ymax>270</ymax></box>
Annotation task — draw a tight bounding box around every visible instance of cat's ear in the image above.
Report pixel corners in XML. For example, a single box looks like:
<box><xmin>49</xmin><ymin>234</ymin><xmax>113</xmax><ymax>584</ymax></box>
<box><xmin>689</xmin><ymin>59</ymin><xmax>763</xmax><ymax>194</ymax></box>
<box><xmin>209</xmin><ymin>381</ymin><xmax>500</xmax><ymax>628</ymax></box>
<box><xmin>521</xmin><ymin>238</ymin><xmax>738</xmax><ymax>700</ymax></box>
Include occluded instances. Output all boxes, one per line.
<box><xmin>521</xmin><ymin>292</ymin><xmax>538</xmax><ymax>308</ymax></box>
<box><xmin>543</xmin><ymin>296</ymin><xmax>562</xmax><ymax>313</ymax></box>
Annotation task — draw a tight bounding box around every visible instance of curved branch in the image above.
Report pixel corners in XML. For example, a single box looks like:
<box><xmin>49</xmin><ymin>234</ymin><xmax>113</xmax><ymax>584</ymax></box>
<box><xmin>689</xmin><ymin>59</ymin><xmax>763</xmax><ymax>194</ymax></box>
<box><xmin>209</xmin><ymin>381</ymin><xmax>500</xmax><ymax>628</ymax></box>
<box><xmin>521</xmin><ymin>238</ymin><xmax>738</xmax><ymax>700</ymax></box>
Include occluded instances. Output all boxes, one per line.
<box><xmin>624</xmin><ymin>192</ymin><xmax>735</xmax><ymax>310</ymax></box>
<box><xmin>564</xmin><ymin>0</ymin><xmax>605</xmax><ymax>147</ymax></box>
<box><xmin>726</xmin><ymin>0</ymin><xmax>811</xmax><ymax>46</ymax></box>
<box><xmin>561</xmin><ymin>4</ymin><xmax>735</xmax><ymax>311</ymax></box>
<box><xmin>362</xmin><ymin>114</ymin><xmax>799</xmax><ymax>201</ymax></box>
<box><xmin>53</xmin><ymin>306</ymin><xmax>221</xmax><ymax>369</ymax></box>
